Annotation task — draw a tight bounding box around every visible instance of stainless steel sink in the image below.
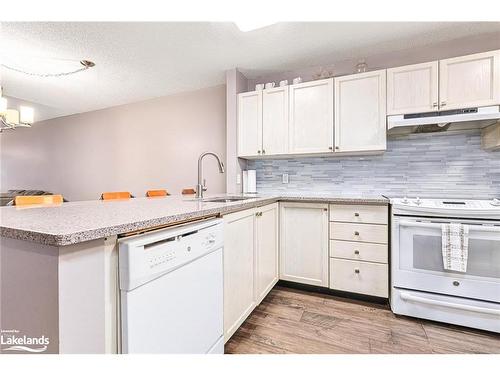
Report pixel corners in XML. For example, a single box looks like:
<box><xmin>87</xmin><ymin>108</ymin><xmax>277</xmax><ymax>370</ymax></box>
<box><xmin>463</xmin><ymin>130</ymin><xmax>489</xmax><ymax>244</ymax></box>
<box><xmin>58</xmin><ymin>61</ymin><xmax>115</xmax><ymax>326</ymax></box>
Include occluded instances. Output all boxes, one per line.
<box><xmin>201</xmin><ymin>196</ymin><xmax>253</xmax><ymax>203</ymax></box>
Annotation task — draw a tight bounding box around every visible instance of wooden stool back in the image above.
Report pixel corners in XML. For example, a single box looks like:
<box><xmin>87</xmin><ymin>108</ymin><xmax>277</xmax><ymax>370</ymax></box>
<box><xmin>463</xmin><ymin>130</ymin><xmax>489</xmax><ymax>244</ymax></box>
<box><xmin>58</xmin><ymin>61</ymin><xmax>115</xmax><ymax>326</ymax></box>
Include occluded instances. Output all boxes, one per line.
<box><xmin>101</xmin><ymin>191</ymin><xmax>132</xmax><ymax>200</ymax></box>
<box><xmin>14</xmin><ymin>194</ymin><xmax>63</xmax><ymax>206</ymax></box>
<box><xmin>146</xmin><ymin>189</ymin><xmax>169</xmax><ymax>197</ymax></box>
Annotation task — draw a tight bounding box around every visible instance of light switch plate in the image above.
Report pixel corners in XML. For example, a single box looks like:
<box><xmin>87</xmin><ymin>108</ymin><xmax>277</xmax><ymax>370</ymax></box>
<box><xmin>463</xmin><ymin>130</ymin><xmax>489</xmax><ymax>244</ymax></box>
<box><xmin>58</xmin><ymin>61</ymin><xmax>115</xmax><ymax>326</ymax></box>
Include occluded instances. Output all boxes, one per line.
<box><xmin>282</xmin><ymin>173</ymin><xmax>289</xmax><ymax>184</ymax></box>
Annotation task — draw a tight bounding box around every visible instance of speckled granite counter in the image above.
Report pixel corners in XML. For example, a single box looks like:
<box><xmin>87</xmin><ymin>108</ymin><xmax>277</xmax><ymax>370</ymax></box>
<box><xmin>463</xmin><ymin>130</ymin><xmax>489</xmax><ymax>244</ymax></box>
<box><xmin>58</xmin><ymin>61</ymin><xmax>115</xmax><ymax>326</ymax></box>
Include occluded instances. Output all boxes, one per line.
<box><xmin>0</xmin><ymin>194</ymin><xmax>388</xmax><ymax>246</ymax></box>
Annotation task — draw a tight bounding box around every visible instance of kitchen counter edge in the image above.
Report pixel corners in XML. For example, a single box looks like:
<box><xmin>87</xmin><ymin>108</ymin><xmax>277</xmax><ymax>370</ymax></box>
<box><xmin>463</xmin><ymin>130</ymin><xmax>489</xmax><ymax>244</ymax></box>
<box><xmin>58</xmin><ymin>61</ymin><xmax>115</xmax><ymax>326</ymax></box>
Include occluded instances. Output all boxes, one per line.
<box><xmin>0</xmin><ymin>195</ymin><xmax>388</xmax><ymax>247</ymax></box>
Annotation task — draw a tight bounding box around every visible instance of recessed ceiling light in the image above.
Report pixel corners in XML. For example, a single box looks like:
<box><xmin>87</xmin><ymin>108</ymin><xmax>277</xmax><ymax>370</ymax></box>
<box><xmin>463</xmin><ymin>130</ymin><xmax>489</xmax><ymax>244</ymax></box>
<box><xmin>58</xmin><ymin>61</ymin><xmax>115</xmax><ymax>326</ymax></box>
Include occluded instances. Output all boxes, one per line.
<box><xmin>235</xmin><ymin>21</ymin><xmax>277</xmax><ymax>32</ymax></box>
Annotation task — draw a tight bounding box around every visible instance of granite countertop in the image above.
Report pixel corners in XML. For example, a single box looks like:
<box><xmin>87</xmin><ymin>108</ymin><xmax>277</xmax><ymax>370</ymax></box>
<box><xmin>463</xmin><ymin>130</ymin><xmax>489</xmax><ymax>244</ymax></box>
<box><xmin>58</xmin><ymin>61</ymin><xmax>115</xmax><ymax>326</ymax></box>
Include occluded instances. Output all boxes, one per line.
<box><xmin>0</xmin><ymin>193</ymin><xmax>388</xmax><ymax>246</ymax></box>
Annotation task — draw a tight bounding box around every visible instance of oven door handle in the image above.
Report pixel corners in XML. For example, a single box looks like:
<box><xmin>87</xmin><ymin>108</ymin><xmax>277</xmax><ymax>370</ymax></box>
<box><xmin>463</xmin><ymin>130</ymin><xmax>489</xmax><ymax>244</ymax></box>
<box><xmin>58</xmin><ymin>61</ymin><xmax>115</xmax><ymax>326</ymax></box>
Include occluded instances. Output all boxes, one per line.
<box><xmin>400</xmin><ymin>292</ymin><xmax>500</xmax><ymax>316</ymax></box>
<box><xmin>398</xmin><ymin>220</ymin><xmax>500</xmax><ymax>232</ymax></box>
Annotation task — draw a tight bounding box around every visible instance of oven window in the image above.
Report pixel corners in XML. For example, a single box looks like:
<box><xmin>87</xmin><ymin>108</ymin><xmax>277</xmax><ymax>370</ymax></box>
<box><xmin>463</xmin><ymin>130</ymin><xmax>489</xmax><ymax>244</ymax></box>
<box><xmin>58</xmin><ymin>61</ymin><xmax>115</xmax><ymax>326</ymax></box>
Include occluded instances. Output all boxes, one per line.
<box><xmin>412</xmin><ymin>234</ymin><xmax>500</xmax><ymax>278</ymax></box>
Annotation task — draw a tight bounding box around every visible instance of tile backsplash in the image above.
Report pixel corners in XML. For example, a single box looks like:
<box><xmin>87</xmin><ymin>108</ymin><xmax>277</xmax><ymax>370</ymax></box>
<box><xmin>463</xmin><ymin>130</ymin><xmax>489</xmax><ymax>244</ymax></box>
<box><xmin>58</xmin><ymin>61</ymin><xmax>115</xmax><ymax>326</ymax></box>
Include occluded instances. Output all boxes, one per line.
<box><xmin>247</xmin><ymin>130</ymin><xmax>500</xmax><ymax>199</ymax></box>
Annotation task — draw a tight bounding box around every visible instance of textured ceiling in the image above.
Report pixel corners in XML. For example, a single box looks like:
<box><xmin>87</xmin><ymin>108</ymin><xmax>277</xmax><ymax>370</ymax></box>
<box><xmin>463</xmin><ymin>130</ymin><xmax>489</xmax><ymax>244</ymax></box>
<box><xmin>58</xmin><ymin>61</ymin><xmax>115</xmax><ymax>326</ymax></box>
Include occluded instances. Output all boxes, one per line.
<box><xmin>2</xmin><ymin>22</ymin><xmax>500</xmax><ymax>122</ymax></box>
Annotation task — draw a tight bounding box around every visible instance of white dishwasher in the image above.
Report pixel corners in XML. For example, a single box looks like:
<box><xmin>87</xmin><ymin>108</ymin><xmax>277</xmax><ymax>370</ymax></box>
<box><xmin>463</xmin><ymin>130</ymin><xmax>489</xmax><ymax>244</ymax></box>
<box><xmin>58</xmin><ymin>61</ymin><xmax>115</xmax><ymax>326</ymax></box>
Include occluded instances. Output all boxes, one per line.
<box><xmin>119</xmin><ymin>219</ymin><xmax>224</xmax><ymax>354</ymax></box>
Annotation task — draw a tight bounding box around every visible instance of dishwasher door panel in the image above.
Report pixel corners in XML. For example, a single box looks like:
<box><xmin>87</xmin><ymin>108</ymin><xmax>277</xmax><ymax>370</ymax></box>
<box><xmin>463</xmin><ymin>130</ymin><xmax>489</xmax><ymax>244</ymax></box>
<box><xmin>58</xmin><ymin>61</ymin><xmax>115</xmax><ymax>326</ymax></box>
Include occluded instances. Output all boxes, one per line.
<box><xmin>120</xmin><ymin>248</ymin><xmax>223</xmax><ymax>353</ymax></box>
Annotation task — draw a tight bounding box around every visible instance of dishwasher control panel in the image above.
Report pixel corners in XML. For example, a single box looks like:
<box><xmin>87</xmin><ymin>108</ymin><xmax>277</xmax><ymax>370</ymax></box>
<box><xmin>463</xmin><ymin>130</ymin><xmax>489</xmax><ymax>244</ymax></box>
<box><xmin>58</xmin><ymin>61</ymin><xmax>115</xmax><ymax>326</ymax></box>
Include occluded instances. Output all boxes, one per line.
<box><xmin>119</xmin><ymin>219</ymin><xmax>223</xmax><ymax>291</ymax></box>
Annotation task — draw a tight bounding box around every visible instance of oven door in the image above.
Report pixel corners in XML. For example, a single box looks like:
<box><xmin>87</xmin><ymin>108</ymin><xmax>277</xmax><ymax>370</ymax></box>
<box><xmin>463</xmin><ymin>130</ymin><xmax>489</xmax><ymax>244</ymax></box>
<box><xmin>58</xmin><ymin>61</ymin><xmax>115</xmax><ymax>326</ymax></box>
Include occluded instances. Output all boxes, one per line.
<box><xmin>392</xmin><ymin>216</ymin><xmax>500</xmax><ymax>302</ymax></box>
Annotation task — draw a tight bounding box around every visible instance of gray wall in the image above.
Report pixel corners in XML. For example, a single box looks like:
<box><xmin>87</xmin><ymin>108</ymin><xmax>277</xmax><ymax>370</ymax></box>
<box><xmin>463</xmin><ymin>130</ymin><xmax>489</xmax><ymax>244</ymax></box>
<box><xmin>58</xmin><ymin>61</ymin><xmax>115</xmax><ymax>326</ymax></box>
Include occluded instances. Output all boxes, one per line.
<box><xmin>0</xmin><ymin>85</ymin><xmax>227</xmax><ymax>201</ymax></box>
<box><xmin>248</xmin><ymin>130</ymin><xmax>500</xmax><ymax>199</ymax></box>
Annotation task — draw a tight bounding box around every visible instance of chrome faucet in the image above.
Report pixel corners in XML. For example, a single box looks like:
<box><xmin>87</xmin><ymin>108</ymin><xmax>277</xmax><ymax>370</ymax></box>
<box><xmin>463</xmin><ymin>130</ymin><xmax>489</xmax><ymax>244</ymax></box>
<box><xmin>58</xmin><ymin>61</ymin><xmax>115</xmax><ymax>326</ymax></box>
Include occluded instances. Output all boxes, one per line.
<box><xmin>196</xmin><ymin>152</ymin><xmax>225</xmax><ymax>198</ymax></box>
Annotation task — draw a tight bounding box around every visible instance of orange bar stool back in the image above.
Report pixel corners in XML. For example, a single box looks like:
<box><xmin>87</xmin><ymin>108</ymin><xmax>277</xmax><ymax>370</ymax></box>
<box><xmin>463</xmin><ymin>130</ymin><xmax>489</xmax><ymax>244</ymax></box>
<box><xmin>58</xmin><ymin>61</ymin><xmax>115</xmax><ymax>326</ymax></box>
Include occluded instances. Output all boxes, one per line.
<box><xmin>181</xmin><ymin>188</ymin><xmax>196</xmax><ymax>195</ymax></box>
<box><xmin>146</xmin><ymin>189</ymin><xmax>169</xmax><ymax>197</ymax></box>
<box><xmin>101</xmin><ymin>191</ymin><xmax>132</xmax><ymax>200</ymax></box>
<box><xmin>14</xmin><ymin>194</ymin><xmax>64</xmax><ymax>206</ymax></box>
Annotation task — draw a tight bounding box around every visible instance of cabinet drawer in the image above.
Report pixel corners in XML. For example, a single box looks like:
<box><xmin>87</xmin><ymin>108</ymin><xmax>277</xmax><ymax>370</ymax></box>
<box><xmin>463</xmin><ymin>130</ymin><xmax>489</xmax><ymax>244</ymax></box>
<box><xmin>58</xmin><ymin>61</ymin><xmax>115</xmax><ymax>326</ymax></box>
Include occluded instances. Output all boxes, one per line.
<box><xmin>329</xmin><ymin>258</ymin><xmax>388</xmax><ymax>298</ymax></box>
<box><xmin>329</xmin><ymin>204</ymin><xmax>387</xmax><ymax>224</ymax></box>
<box><xmin>329</xmin><ymin>240</ymin><xmax>388</xmax><ymax>263</ymax></box>
<box><xmin>330</xmin><ymin>222</ymin><xmax>387</xmax><ymax>244</ymax></box>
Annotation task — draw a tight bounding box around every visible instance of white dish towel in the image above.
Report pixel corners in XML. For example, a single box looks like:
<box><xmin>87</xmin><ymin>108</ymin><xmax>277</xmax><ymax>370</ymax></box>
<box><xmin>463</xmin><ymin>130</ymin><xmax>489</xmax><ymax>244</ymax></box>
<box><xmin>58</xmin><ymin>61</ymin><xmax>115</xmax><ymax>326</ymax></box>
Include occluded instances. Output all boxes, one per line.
<box><xmin>441</xmin><ymin>223</ymin><xmax>469</xmax><ymax>272</ymax></box>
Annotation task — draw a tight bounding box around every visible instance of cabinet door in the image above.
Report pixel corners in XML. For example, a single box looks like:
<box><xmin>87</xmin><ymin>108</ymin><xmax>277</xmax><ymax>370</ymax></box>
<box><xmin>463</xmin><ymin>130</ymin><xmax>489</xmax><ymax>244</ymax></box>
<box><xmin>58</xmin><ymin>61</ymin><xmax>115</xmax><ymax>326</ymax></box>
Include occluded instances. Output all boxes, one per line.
<box><xmin>238</xmin><ymin>91</ymin><xmax>262</xmax><ymax>157</ymax></box>
<box><xmin>289</xmin><ymin>78</ymin><xmax>334</xmax><ymax>154</ymax></box>
<box><xmin>255</xmin><ymin>203</ymin><xmax>279</xmax><ymax>304</ymax></box>
<box><xmin>439</xmin><ymin>50</ymin><xmax>500</xmax><ymax>110</ymax></box>
<box><xmin>262</xmin><ymin>86</ymin><xmax>289</xmax><ymax>155</ymax></box>
<box><xmin>223</xmin><ymin>208</ymin><xmax>256</xmax><ymax>342</ymax></box>
<box><xmin>335</xmin><ymin>70</ymin><xmax>387</xmax><ymax>153</ymax></box>
<box><xmin>387</xmin><ymin>61</ymin><xmax>438</xmax><ymax>115</ymax></box>
<box><xmin>280</xmin><ymin>202</ymin><xmax>329</xmax><ymax>287</ymax></box>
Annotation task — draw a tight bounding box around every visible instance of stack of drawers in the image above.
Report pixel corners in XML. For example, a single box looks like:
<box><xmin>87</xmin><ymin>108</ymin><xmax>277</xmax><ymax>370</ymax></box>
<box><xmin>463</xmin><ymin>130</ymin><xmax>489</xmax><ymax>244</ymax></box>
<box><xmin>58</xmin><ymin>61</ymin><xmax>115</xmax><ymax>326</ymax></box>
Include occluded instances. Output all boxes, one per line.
<box><xmin>329</xmin><ymin>204</ymin><xmax>389</xmax><ymax>298</ymax></box>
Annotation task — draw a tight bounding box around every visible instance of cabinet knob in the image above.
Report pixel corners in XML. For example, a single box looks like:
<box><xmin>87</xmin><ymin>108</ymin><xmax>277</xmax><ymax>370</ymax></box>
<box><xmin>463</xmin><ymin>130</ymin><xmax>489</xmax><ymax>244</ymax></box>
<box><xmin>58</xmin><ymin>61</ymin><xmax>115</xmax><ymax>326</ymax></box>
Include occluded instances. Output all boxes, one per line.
<box><xmin>453</xmin><ymin>280</ymin><xmax>460</xmax><ymax>286</ymax></box>
<box><xmin>262</xmin><ymin>149</ymin><xmax>266</xmax><ymax>154</ymax></box>
<box><xmin>328</xmin><ymin>146</ymin><xmax>333</xmax><ymax>150</ymax></box>
<box><xmin>257</xmin><ymin>150</ymin><xmax>261</xmax><ymax>154</ymax></box>
<box><xmin>354</xmin><ymin>268</ymin><xmax>360</xmax><ymax>274</ymax></box>
<box><xmin>335</xmin><ymin>146</ymin><xmax>339</xmax><ymax>150</ymax></box>
<box><xmin>354</xmin><ymin>231</ymin><xmax>360</xmax><ymax>236</ymax></box>
<box><xmin>440</xmin><ymin>101</ymin><xmax>446</xmax><ymax>107</ymax></box>
<box><xmin>354</xmin><ymin>212</ymin><xmax>360</xmax><ymax>217</ymax></box>
<box><xmin>432</xmin><ymin>102</ymin><xmax>438</xmax><ymax>108</ymax></box>
<box><xmin>354</xmin><ymin>250</ymin><xmax>360</xmax><ymax>255</ymax></box>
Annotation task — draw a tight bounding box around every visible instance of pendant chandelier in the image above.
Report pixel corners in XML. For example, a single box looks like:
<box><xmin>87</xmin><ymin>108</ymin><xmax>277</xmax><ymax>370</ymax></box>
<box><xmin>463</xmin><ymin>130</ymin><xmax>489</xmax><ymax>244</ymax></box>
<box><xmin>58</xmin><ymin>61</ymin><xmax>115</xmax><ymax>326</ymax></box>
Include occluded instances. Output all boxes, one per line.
<box><xmin>0</xmin><ymin>59</ymin><xmax>96</xmax><ymax>133</ymax></box>
<box><xmin>0</xmin><ymin>86</ymin><xmax>34</xmax><ymax>132</ymax></box>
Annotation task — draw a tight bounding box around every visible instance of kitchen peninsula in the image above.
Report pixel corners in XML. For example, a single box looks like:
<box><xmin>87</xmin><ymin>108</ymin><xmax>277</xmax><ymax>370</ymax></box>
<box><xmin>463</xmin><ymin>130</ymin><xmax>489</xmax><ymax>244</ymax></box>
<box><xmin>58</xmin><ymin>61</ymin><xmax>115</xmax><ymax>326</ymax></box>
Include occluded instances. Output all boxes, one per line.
<box><xmin>0</xmin><ymin>194</ymin><xmax>388</xmax><ymax>353</ymax></box>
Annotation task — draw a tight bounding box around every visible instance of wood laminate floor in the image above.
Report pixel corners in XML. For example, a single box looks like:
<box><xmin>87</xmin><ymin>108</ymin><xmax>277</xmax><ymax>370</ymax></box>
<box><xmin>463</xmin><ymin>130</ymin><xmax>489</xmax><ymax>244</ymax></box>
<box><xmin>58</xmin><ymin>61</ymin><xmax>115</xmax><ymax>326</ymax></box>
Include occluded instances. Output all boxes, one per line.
<box><xmin>225</xmin><ymin>286</ymin><xmax>500</xmax><ymax>354</ymax></box>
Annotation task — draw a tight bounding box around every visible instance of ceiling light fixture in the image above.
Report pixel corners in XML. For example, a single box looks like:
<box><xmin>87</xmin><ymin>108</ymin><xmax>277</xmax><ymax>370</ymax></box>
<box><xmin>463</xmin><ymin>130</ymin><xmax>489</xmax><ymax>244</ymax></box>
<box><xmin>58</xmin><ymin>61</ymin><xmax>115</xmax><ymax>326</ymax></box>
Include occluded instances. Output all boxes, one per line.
<box><xmin>235</xmin><ymin>21</ymin><xmax>277</xmax><ymax>32</ymax></box>
<box><xmin>0</xmin><ymin>87</ymin><xmax>34</xmax><ymax>132</ymax></box>
<box><xmin>1</xmin><ymin>59</ymin><xmax>96</xmax><ymax>78</ymax></box>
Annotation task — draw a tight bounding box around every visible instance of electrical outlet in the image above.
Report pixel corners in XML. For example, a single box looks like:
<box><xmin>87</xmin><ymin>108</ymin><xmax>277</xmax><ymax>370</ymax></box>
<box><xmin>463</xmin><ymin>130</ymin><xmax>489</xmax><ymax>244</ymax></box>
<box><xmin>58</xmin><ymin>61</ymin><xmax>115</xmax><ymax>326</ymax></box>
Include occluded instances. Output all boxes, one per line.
<box><xmin>236</xmin><ymin>173</ymin><xmax>241</xmax><ymax>184</ymax></box>
<box><xmin>282</xmin><ymin>173</ymin><xmax>289</xmax><ymax>184</ymax></box>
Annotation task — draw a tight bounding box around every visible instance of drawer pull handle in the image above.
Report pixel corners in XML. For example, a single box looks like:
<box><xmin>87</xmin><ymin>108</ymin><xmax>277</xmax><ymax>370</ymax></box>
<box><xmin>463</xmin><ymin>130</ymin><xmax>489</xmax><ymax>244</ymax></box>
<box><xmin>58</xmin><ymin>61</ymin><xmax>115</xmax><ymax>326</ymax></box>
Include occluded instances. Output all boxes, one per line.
<box><xmin>354</xmin><ymin>250</ymin><xmax>360</xmax><ymax>255</ymax></box>
<box><xmin>354</xmin><ymin>213</ymin><xmax>360</xmax><ymax>217</ymax></box>
<box><xmin>354</xmin><ymin>231</ymin><xmax>360</xmax><ymax>236</ymax></box>
<box><xmin>354</xmin><ymin>268</ymin><xmax>360</xmax><ymax>274</ymax></box>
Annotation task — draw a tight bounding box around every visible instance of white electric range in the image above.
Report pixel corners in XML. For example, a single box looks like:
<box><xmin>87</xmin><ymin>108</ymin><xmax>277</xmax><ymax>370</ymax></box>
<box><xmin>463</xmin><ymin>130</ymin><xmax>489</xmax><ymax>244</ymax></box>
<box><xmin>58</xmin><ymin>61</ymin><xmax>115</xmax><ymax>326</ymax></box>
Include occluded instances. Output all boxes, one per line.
<box><xmin>390</xmin><ymin>197</ymin><xmax>500</xmax><ymax>333</ymax></box>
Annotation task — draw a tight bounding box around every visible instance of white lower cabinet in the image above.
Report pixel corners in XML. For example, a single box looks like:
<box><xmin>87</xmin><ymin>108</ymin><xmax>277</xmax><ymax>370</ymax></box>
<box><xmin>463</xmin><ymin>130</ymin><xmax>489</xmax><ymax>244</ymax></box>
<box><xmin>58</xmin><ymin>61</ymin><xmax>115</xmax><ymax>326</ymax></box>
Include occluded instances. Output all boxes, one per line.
<box><xmin>224</xmin><ymin>201</ymin><xmax>389</xmax><ymax>343</ymax></box>
<box><xmin>255</xmin><ymin>203</ymin><xmax>279</xmax><ymax>304</ymax></box>
<box><xmin>328</xmin><ymin>204</ymin><xmax>389</xmax><ymax>298</ymax></box>
<box><xmin>330</xmin><ymin>258</ymin><xmax>388</xmax><ymax>298</ymax></box>
<box><xmin>223</xmin><ymin>208</ymin><xmax>256</xmax><ymax>342</ymax></box>
<box><xmin>280</xmin><ymin>202</ymin><xmax>329</xmax><ymax>287</ymax></box>
<box><xmin>223</xmin><ymin>203</ymin><xmax>278</xmax><ymax>342</ymax></box>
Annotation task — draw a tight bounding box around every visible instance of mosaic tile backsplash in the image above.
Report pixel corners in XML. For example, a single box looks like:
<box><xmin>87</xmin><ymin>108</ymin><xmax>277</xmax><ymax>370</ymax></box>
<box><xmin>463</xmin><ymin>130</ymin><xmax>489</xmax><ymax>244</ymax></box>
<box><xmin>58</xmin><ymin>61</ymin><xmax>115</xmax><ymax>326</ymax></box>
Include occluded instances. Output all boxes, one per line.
<box><xmin>247</xmin><ymin>130</ymin><xmax>500</xmax><ymax>199</ymax></box>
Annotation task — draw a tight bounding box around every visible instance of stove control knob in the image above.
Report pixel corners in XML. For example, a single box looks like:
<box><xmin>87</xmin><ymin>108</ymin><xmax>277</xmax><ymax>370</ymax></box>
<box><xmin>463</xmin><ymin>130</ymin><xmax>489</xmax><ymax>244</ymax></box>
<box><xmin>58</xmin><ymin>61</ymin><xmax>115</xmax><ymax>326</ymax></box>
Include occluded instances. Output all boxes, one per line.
<box><xmin>414</xmin><ymin>197</ymin><xmax>421</xmax><ymax>205</ymax></box>
<box><xmin>402</xmin><ymin>196</ymin><xmax>409</xmax><ymax>204</ymax></box>
<box><xmin>491</xmin><ymin>198</ymin><xmax>500</xmax><ymax>206</ymax></box>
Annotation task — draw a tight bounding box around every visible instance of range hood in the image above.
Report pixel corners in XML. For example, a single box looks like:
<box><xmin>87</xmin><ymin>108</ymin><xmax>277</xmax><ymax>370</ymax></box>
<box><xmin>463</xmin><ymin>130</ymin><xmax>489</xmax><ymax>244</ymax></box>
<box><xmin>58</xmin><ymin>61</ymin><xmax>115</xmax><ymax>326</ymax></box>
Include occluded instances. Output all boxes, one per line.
<box><xmin>387</xmin><ymin>106</ymin><xmax>500</xmax><ymax>135</ymax></box>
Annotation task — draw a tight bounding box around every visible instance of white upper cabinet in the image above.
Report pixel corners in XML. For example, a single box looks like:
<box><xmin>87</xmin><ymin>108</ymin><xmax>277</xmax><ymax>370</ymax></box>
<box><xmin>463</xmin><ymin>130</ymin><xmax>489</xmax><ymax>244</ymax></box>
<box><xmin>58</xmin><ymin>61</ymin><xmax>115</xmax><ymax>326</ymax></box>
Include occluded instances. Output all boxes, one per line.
<box><xmin>334</xmin><ymin>70</ymin><xmax>387</xmax><ymax>153</ymax></box>
<box><xmin>387</xmin><ymin>61</ymin><xmax>439</xmax><ymax>115</ymax></box>
<box><xmin>238</xmin><ymin>91</ymin><xmax>262</xmax><ymax>157</ymax></box>
<box><xmin>262</xmin><ymin>86</ymin><xmax>289</xmax><ymax>156</ymax></box>
<box><xmin>439</xmin><ymin>50</ymin><xmax>500</xmax><ymax>110</ymax></box>
<box><xmin>289</xmin><ymin>78</ymin><xmax>334</xmax><ymax>154</ymax></box>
